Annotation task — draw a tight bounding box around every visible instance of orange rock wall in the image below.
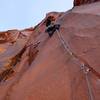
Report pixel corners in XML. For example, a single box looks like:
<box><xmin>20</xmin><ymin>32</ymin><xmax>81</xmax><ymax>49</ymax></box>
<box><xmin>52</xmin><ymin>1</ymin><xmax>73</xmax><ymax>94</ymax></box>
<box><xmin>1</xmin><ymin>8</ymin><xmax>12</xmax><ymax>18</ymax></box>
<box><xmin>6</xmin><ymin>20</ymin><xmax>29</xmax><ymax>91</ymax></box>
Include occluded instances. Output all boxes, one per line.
<box><xmin>0</xmin><ymin>2</ymin><xmax>100</xmax><ymax>100</ymax></box>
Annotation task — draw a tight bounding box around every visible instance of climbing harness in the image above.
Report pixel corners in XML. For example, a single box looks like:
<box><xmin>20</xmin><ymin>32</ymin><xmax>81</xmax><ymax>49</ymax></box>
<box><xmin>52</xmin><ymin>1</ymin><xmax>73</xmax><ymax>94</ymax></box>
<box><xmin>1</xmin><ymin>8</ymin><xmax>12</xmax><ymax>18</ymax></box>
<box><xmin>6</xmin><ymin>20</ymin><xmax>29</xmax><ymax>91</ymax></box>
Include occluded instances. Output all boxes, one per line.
<box><xmin>55</xmin><ymin>29</ymin><xmax>100</xmax><ymax>100</ymax></box>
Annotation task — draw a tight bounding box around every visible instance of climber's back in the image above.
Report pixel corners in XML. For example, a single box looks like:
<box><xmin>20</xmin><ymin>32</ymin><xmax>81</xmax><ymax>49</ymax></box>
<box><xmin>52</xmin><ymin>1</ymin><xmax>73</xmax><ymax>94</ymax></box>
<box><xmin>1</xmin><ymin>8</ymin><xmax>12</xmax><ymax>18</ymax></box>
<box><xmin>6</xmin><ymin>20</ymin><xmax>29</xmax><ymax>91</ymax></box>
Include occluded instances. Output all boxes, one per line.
<box><xmin>45</xmin><ymin>16</ymin><xmax>60</xmax><ymax>37</ymax></box>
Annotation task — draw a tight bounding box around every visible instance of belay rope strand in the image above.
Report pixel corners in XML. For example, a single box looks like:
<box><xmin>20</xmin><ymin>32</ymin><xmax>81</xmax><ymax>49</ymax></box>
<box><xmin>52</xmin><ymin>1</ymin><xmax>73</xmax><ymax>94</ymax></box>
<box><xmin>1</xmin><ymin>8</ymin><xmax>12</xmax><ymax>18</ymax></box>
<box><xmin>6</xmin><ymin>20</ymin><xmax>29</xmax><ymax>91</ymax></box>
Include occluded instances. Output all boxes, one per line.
<box><xmin>56</xmin><ymin>29</ymin><xmax>96</xmax><ymax>100</ymax></box>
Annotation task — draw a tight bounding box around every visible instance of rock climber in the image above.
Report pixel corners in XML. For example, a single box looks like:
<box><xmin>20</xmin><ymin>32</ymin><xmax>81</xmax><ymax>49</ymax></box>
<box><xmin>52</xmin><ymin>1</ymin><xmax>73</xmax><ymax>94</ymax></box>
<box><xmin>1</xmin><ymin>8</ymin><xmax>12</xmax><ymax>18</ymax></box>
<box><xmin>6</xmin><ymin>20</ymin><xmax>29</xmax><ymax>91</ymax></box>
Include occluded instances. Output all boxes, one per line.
<box><xmin>45</xmin><ymin>16</ymin><xmax>60</xmax><ymax>37</ymax></box>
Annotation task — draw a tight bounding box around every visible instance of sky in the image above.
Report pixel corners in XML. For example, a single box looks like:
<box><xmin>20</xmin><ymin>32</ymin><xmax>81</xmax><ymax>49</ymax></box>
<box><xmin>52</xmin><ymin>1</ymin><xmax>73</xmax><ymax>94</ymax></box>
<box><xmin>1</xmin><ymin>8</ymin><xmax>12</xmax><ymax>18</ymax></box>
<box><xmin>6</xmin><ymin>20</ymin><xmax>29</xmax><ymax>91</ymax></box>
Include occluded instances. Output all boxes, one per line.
<box><xmin>0</xmin><ymin>0</ymin><xmax>73</xmax><ymax>31</ymax></box>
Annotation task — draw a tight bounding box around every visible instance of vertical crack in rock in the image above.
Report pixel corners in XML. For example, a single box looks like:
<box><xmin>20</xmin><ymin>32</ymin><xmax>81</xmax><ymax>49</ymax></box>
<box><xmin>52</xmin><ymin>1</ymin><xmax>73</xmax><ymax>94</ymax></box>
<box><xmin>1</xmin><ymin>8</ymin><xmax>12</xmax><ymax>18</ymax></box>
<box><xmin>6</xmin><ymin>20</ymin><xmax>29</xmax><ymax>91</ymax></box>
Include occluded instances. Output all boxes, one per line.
<box><xmin>0</xmin><ymin>46</ymin><xmax>26</xmax><ymax>83</ymax></box>
<box><xmin>3</xmin><ymin>42</ymin><xmax>40</xmax><ymax>100</ymax></box>
<box><xmin>0</xmin><ymin>68</ymin><xmax>14</xmax><ymax>82</ymax></box>
<box><xmin>28</xmin><ymin>42</ymin><xmax>40</xmax><ymax>65</ymax></box>
<box><xmin>4</xmin><ymin>57</ymin><xmax>29</xmax><ymax>100</ymax></box>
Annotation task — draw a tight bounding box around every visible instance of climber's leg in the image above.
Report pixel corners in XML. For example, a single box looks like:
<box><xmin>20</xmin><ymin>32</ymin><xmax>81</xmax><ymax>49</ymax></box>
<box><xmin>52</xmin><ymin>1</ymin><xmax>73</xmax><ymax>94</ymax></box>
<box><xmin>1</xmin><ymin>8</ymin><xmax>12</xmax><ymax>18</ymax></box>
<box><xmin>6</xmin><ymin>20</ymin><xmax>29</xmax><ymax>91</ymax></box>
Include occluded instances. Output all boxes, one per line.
<box><xmin>48</xmin><ymin>31</ymin><xmax>53</xmax><ymax>37</ymax></box>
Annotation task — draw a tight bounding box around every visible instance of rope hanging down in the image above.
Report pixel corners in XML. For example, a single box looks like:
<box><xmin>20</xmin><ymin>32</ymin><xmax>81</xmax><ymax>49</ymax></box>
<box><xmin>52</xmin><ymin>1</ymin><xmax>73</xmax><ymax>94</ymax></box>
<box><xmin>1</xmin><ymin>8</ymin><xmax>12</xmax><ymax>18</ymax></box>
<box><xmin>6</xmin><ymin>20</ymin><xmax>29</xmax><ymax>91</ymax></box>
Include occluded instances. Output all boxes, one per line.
<box><xmin>56</xmin><ymin>29</ymin><xmax>100</xmax><ymax>79</ymax></box>
<box><xmin>56</xmin><ymin>29</ymin><xmax>96</xmax><ymax>100</ymax></box>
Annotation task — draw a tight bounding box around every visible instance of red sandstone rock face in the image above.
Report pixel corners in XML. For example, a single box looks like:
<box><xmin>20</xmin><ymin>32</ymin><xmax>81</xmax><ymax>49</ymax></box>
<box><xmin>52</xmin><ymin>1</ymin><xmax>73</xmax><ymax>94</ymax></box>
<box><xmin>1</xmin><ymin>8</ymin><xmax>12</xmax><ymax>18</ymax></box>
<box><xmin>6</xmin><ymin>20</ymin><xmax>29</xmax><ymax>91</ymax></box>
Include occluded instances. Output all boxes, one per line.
<box><xmin>0</xmin><ymin>2</ymin><xmax>100</xmax><ymax>100</ymax></box>
<box><xmin>74</xmin><ymin>0</ymin><xmax>100</xmax><ymax>6</ymax></box>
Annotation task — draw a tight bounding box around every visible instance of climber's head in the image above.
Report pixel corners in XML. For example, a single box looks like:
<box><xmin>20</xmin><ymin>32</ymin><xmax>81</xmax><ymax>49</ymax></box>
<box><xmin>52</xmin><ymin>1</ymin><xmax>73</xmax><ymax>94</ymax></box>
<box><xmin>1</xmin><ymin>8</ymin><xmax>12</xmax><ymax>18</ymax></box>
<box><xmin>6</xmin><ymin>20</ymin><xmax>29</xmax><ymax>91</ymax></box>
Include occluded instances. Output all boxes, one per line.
<box><xmin>47</xmin><ymin>16</ymin><xmax>55</xmax><ymax>21</ymax></box>
<box><xmin>45</xmin><ymin>16</ymin><xmax>55</xmax><ymax>27</ymax></box>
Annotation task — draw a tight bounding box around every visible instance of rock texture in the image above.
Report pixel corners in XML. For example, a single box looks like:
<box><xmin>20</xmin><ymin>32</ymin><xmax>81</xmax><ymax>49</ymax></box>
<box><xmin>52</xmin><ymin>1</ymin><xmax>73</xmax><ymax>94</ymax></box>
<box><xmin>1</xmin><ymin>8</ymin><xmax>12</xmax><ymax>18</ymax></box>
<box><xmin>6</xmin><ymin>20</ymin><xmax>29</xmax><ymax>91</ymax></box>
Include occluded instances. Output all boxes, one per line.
<box><xmin>74</xmin><ymin>0</ymin><xmax>100</xmax><ymax>6</ymax></box>
<box><xmin>0</xmin><ymin>1</ymin><xmax>100</xmax><ymax>100</ymax></box>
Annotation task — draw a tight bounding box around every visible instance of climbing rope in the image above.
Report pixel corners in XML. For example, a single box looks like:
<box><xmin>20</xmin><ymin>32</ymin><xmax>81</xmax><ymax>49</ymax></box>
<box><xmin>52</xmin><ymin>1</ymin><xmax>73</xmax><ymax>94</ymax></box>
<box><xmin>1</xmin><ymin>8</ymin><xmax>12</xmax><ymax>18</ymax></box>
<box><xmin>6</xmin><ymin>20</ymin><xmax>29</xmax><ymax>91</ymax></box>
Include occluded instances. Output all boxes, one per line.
<box><xmin>56</xmin><ymin>29</ymin><xmax>95</xmax><ymax>100</ymax></box>
<box><xmin>81</xmin><ymin>63</ymin><xmax>94</xmax><ymax>100</ymax></box>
